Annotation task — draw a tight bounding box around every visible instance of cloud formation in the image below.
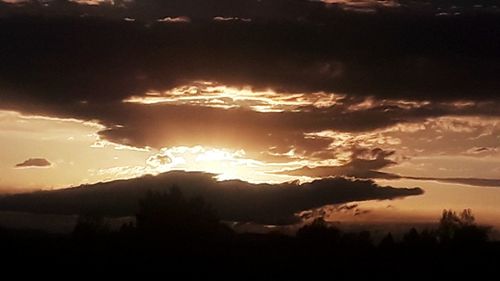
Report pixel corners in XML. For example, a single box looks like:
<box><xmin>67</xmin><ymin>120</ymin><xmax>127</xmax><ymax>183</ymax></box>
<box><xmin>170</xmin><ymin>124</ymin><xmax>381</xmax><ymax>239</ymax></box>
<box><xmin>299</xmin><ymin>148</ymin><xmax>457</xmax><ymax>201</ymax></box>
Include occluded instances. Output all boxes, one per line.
<box><xmin>0</xmin><ymin>0</ymin><xmax>498</xmax><ymax>156</ymax></box>
<box><xmin>1</xmin><ymin>11</ymin><xmax>500</xmax><ymax>106</ymax></box>
<box><xmin>277</xmin><ymin>147</ymin><xmax>399</xmax><ymax>178</ymax></box>
<box><xmin>0</xmin><ymin>13</ymin><xmax>499</xmax><ymax>159</ymax></box>
<box><xmin>0</xmin><ymin>0</ymin><xmax>499</xmax><ymax>193</ymax></box>
<box><xmin>404</xmin><ymin>177</ymin><xmax>500</xmax><ymax>188</ymax></box>
<box><xmin>0</xmin><ymin>171</ymin><xmax>423</xmax><ymax>224</ymax></box>
<box><xmin>14</xmin><ymin>158</ymin><xmax>52</xmax><ymax>168</ymax></box>
<box><xmin>277</xmin><ymin>147</ymin><xmax>500</xmax><ymax>188</ymax></box>
<box><xmin>318</xmin><ymin>0</ymin><xmax>400</xmax><ymax>13</ymax></box>
<box><xmin>157</xmin><ymin>16</ymin><xmax>191</xmax><ymax>23</ymax></box>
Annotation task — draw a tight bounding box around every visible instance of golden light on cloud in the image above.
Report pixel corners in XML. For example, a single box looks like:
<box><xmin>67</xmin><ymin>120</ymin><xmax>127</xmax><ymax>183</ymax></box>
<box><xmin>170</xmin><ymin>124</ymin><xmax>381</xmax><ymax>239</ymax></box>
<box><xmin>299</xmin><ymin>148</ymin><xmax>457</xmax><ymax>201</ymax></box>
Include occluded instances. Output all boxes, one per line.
<box><xmin>157</xmin><ymin>16</ymin><xmax>191</xmax><ymax>23</ymax></box>
<box><xmin>0</xmin><ymin>110</ymin><xmax>319</xmax><ymax>188</ymax></box>
<box><xmin>321</xmin><ymin>0</ymin><xmax>399</xmax><ymax>6</ymax></box>
<box><xmin>69</xmin><ymin>0</ymin><xmax>114</xmax><ymax>5</ymax></box>
<box><xmin>346</xmin><ymin>97</ymin><xmax>431</xmax><ymax>112</ymax></box>
<box><xmin>124</xmin><ymin>81</ymin><xmax>344</xmax><ymax>112</ymax></box>
<box><xmin>2</xmin><ymin>103</ymin><xmax>500</xmax><ymax>228</ymax></box>
<box><xmin>3</xmin><ymin>108</ymin><xmax>500</xmax><ymax>191</ymax></box>
<box><xmin>303</xmin><ymin>130</ymin><xmax>401</xmax><ymax>166</ymax></box>
<box><xmin>319</xmin><ymin>0</ymin><xmax>400</xmax><ymax>10</ymax></box>
<box><xmin>101</xmin><ymin>146</ymin><xmax>311</xmax><ymax>184</ymax></box>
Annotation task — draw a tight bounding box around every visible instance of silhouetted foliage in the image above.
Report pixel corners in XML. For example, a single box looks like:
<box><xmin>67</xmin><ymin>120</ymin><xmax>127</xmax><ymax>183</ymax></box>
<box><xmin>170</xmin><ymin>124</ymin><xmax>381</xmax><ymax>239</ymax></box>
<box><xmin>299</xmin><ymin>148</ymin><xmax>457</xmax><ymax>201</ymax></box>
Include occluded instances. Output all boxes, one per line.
<box><xmin>297</xmin><ymin>218</ymin><xmax>341</xmax><ymax>245</ymax></box>
<box><xmin>438</xmin><ymin>209</ymin><xmax>490</xmax><ymax>244</ymax></box>
<box><xmin>296</xmin><ymin>218</ymin><xmax>375</xmax><ymax>253</ymax></box>
<box><xmin>1</xmin><ymin>199</ymin><xmax>499</xmax><ymax>278</ymax></box>
<box><xmin>135</xmin><ymin>186</ymin><xmax>232</xmax><ymax>242</ymax></box>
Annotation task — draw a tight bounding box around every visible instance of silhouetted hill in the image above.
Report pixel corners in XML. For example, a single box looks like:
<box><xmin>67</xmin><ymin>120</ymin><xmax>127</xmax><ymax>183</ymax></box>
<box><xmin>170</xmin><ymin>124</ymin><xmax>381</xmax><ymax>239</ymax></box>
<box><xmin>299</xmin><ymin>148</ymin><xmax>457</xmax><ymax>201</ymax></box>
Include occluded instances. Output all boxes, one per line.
<box><xmin>0</xmin><ymin>171</ymin><xmax>422</xmax><ymax>225</ymax></box>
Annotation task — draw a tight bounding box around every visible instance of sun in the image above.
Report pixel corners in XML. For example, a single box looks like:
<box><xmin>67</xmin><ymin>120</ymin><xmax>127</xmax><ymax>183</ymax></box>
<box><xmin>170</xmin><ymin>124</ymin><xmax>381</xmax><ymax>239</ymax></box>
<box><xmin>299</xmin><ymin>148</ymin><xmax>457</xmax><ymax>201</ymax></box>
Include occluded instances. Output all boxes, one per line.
<box><xmin>145</xmin><ymin>145</ymin><xmax>305</xmax><ymax>184</ymax></box>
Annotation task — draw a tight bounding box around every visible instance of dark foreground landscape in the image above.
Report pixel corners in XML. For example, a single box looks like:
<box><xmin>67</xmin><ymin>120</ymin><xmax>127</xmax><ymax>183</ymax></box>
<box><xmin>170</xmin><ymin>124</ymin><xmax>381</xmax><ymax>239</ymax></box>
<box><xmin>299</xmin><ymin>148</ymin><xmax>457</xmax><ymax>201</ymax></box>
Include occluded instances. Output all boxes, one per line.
<box><xmin>1</xmin><ymin>187</ymin><xmax>498</xmax><ymax>279</ymax></box>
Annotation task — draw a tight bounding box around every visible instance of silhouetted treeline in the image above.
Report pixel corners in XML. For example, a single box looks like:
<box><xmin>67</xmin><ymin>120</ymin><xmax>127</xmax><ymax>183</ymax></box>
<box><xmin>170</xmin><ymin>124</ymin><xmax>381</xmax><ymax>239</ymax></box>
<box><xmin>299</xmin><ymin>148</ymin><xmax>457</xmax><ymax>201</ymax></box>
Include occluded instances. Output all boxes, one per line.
<box><xmin>0</xmin><ymin>188</ymin><xmax>499</xmax><ymax>278</ymax></box>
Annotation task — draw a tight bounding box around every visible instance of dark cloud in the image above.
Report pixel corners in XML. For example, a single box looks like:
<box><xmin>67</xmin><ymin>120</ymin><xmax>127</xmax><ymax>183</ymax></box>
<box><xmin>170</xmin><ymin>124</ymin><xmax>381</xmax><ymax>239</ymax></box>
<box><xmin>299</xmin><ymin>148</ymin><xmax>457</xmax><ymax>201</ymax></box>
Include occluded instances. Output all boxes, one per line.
<box><xmin>278</xmin><ymin>148</ymin><xmax>401</xmax><ymax>178</ymax></box>
<box><xmin>278</xmin><ymin>148</ymin><xmax>500</xmax><ymax>187</ymax></box>
<box><xmin>280</xmin><ymin>166</ymin><xmax>400</xmax><ymax>179</ymax></box>
<box><xmin>4</xmin><ymin>93</ymin><xmax>500</xmax><ymax>160</ymax></box>
<box><xmin>2</xmin><ymin>0</ymin><xmax>499</xmax><ymax>19</ymax></box>
<box><xmin>404</xmin><ymin>177</ymin><xmax>500</xmax><ymax>188</ymax></box>
<box><xmin>0</xmin><ymin>2</ymin><xmax>499</xmax><ymax>170</ymax></box>
<box><xmin>354</xmin><ymin>208</ymin><xmax>370</xmax><ymax>216</ymax></box>
<box><xmin>1</xmin><ymin>10</ymin><xmax>500</xmax><ymax>106</ymax></box>
<box><xmin>14</xmin><ymin>158</ymin><xmax>52</xmax><ymax>168</ymax></box>
<box><xmin>281</xmin><ymin>166</ymin><xmax>500</xmax><ymax>188</ymax></box>
<box><xmin>466</xmin><ymin>147</ymin><xmax>497</xmax><ymax>154</ymax></box>
<box><xmin>0</xmin><ymin>4</ymin><xmax>500</xmax><ymax>158</ymax></box>
<box><xmin>298</xmin><ymin>203</ymin><xmax>370</xmax><ymax>221</ymax></box>
<box><xmin>0</xmin><ymin>12</ymin><xmax>499</xmax><ymax>155</ymax></box>
<box><xmin>0</xmin><ymin>171</ymin><xmax>423</xmax><ymax>224</ymax></box>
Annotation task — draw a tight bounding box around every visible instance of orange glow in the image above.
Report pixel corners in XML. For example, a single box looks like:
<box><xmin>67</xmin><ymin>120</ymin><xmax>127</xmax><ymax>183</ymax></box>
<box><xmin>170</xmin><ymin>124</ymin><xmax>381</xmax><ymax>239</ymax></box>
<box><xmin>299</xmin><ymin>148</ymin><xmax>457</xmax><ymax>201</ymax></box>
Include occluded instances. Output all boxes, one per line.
<box><xmin>124</xmin><ymin>81</ymin><xmax>344</xmax><ymax>112</ymax></box>
<box><xmin>69</xmin><ymin>0</ymin><xmax>113</xmax><ymax>5</ymax></box>
<box><xmin>2</xmin><ymin>107</ymin><xmax>500</xmax><ymax>226</ymax></box>
<box><xmin>99</xmin><ymin>146</ymin><xmax>312</xmax><ymax>184</ymax></box>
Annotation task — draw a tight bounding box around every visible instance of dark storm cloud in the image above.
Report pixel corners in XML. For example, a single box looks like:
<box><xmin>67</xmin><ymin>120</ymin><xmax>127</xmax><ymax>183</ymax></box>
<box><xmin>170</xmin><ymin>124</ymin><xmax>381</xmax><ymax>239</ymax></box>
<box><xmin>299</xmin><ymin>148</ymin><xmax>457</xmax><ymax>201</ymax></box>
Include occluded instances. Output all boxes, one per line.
<box><xmin>14</xmin><ymin>158</ymin><xmax>52</xmax><ymax>168</ymax></box>
<box><xmin>1</xmin><ymin>7</ymin><xmax>500</xmax><ymax>106</ymax></box>
<box><xmin>0</xmin><ymin>0</ymin><xmax>394</xmax><ymax>19</ymax></box>
<box><xmin>1</xmin><ymin>2</ymin><xmax>500</xmax><ymax>161</ymax></box>
<box><xmin>2</xmin><ymin>0</ymin><xmax>499</xmax><ymax>18</ymax></box>
<box><xmin>0</xmin><ymin>170</ymin><xmax>423</xmax><ymax>224</ymax></box>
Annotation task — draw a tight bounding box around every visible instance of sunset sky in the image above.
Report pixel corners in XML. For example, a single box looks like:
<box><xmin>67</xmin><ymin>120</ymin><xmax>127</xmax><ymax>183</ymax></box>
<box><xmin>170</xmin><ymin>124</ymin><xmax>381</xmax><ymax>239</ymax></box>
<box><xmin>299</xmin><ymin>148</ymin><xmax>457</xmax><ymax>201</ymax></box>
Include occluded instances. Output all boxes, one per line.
<box><xmin>1</xmin><ymin>0</ymin><xmax>500</xmax><ymax>227</ymax></box>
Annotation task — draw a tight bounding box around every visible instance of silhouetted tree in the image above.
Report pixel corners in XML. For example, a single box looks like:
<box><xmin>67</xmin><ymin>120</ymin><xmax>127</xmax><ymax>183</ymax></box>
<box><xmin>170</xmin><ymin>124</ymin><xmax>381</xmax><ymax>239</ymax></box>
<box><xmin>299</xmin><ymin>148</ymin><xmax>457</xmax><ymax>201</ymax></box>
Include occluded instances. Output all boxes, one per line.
<box><xmin>460</xmin><ymin>209</ymin><xmax>475</xmax><ymax>226</ymax></box>
<box><xmin>296</xmin><ymin>217</ymin><xmax>345</xmax><ymax>254</ymax></box>
<box><xmin>135</xmin><ymin>186</ymin><xmax>232</xmax><ymax>243</ymax></box>
<box><xmin>402</xmin><ymin>228</ymin><xmax>420</xmax><ymax>245</ymax></box>
<box><xmin>379</xmin><ymin>233</ymin><xmax>395</xmax><ymax>250</ymax></box>
<box><xmin>438</xmin><ymin>209</ymin><xmax>490</xmax><ymax>244</ymax></box>
<box><xmin>297</xmin><ymin>218</ymin><xmax>341</xmax><ymax>243</ymax></box>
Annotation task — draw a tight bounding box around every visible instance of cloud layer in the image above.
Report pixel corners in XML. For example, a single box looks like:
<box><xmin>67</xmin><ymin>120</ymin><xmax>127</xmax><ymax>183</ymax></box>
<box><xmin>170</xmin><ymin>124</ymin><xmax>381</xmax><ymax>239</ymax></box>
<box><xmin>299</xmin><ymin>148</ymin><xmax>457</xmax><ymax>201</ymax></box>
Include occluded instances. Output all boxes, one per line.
<box><xmin>0</xmin><ymin>0</ymin><xmax>499</xmax><ymax>193</ymax></box>
<box><xmin>0</xmin><ymin>13</ymin><xmax>499</xmax><ymax>159</ymax></box>
<box><xmin>1</xmin><ymin>15</ymin><xmax>499</xmax><ymax>106</ymax></box>
<box><xmin>0</xmin><ymin>171</ymin><xmax>423</xmax><ymax>224</ymax></box>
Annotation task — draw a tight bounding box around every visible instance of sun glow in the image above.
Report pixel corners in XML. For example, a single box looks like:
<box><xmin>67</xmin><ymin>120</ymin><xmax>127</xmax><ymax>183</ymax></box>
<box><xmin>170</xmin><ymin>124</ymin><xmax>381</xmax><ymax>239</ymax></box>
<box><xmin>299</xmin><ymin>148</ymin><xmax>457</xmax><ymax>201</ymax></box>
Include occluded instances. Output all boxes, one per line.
<box><xmin>0</xmin><ymin>110</ymin><xmax>316</xmax><ymax>187</ymax></box>
<box><xmin>142</xmin><ymin>146</ymin><xmax>307</xmax><ymax>183</ymax></box>
<box><xmin>123</xmin><ymin>81</ymin><xmax>343</xmax><ymax>112</ymax></box>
